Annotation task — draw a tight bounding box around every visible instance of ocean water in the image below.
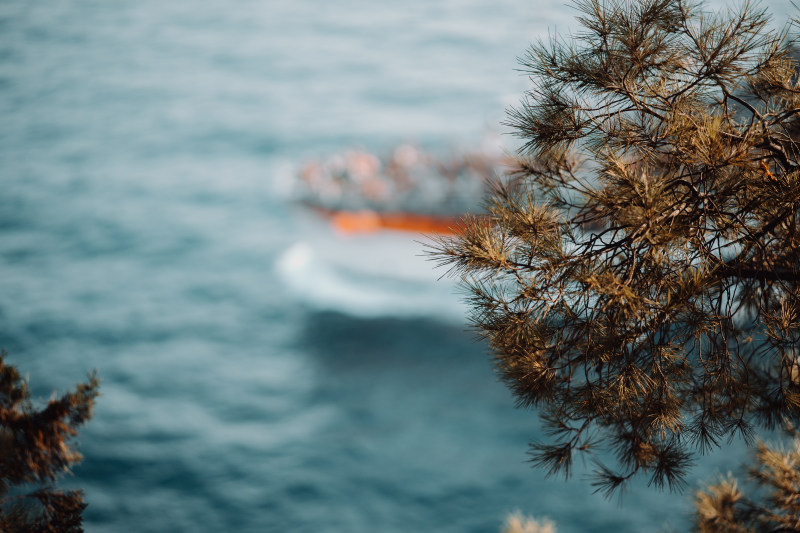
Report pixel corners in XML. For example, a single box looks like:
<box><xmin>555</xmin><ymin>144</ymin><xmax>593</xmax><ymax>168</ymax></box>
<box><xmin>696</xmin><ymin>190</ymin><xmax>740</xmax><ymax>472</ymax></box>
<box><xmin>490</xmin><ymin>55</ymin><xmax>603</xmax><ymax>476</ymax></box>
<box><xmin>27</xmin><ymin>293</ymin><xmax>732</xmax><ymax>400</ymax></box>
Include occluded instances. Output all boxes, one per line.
<box><xmin>0</xmin><ymin>1</ymin><xmax>794</xmax><ymax>531</ymax></box>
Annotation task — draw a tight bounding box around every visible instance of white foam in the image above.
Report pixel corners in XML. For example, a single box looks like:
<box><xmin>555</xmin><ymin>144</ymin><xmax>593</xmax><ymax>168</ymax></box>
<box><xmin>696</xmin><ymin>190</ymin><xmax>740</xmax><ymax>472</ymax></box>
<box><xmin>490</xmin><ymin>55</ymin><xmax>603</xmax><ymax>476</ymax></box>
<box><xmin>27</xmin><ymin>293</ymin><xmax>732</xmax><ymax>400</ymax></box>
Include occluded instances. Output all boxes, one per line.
<box><xmin>275</xmin><ymin>241</ymin><xmax>467</xmax><ymax>323</ymax></box>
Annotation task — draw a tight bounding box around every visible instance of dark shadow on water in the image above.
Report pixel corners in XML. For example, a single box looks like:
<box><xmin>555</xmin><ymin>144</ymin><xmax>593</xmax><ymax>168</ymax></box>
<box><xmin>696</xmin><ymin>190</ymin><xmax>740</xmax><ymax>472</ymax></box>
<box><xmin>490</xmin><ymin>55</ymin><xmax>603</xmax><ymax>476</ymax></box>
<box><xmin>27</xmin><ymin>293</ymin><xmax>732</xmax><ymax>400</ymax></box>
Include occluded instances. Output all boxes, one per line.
<box><xmin>290</xmin><ymin>309</ymin><xmax>512</xmax><ymax>407</ymax></box>
<box><xmin>290</xmin><ymin>309</ymin><xmax>521</xmax><ymax>440</ymax></box>
<box><xmin>293</xmin><ymin>309</ymin><xmax>488</xmax><ymax>369</ymax></box>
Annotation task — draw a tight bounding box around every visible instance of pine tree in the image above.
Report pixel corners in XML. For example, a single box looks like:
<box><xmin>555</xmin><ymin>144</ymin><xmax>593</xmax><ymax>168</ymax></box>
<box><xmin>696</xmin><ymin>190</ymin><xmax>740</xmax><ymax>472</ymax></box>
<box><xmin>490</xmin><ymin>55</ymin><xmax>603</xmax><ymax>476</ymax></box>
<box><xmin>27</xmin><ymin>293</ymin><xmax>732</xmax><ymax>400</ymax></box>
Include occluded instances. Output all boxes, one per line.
<box><xmin>432</xmin><ymin>0</ymin><xmax>800</xmax><ymax>495</ymax></box>
<box><xmin>0</xmin><ymin>351</ymin><xmax>99</xmax><ymax>532</ymax></box>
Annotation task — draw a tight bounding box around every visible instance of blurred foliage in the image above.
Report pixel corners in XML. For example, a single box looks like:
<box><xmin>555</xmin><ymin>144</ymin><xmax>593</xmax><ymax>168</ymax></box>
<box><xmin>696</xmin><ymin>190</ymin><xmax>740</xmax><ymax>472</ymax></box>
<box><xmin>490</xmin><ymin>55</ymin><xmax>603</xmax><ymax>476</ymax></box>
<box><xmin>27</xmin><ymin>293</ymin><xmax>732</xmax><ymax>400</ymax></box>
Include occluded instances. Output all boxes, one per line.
<box><xmin>0</xmin><ymin>351</ymin><xmax>98</xmax><ymax>532</ymax></box>
<box><xmin>694</xmin><ymin>435</ymin><xmax>800</xmax><ymax>532</ymax></box>
<box><xmin>501</xmin><ymin>511</ymin><xmax>557</xmax><ymax>533</ymax></box>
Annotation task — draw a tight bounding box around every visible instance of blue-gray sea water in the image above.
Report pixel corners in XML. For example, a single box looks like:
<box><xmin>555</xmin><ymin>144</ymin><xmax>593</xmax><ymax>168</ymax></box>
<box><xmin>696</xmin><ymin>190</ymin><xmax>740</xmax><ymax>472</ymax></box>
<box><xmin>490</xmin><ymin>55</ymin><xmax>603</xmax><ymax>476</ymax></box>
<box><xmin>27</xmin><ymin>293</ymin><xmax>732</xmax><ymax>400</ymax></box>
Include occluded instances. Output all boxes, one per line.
<box><xmin>0</xmin><ymin>1</ymin><xmax>794</xmax><ymax>531</ymax></box>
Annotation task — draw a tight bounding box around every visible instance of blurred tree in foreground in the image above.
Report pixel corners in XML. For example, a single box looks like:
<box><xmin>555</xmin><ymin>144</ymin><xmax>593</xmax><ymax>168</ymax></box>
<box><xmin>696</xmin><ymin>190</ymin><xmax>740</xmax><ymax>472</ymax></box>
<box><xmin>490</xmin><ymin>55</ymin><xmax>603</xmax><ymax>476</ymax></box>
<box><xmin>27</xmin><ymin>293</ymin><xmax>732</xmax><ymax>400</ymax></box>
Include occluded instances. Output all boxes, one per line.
<box><xmin>498</xmin><ymin>436</ymin><xmax>799</xmax><ymax>532</ymax></box>
<box><xmin>0</xmin><ymin>351</ymin><xmax>98</xmax><ymax>532</ymax></box>
<box><xmin>695</xmin><ymin>434</ymin><xmax>800</xmax><ymax>532</ymax></box>
<box><xmin>433</xmin><ymin>0</ymin><xmax>800</xmax><ymax>496</ymax></box>
<box><xmin>501</xmin><ymin>511</ymin><xmax>556</xmax><ymax>533</ymax></box>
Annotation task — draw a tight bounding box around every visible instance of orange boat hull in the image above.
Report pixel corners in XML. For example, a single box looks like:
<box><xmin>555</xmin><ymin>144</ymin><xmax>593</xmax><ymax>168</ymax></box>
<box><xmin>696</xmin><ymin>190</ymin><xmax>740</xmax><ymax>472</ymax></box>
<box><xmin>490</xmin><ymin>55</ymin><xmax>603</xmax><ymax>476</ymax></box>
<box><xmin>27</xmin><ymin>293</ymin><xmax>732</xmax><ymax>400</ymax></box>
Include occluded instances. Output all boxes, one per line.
<box><xmin>307</xmin><ymin>206</ymin><xmax>461</xmax><ymax>235</ymax></box>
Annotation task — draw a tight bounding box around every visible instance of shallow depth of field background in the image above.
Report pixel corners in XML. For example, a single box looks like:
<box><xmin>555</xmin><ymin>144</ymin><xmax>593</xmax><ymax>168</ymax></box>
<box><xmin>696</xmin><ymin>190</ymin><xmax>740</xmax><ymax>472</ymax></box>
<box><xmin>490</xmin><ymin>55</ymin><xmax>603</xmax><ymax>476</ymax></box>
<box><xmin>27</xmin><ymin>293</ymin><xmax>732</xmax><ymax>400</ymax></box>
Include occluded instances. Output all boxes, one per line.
<box><xmin>0</xmin><ymin>1</ymin><xmax>794</xmax><ymax>531</ymax></box>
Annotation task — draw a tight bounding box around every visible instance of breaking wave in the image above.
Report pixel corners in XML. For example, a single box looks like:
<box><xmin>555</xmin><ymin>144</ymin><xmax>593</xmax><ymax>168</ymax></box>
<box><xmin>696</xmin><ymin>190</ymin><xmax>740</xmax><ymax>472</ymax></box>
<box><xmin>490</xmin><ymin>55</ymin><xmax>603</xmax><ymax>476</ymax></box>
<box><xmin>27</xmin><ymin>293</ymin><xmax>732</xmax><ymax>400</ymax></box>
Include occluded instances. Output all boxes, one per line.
<box><xmin>275</xmin><ymin>240</ymin><xmax>468</xmax><ymax>324</ymax></box>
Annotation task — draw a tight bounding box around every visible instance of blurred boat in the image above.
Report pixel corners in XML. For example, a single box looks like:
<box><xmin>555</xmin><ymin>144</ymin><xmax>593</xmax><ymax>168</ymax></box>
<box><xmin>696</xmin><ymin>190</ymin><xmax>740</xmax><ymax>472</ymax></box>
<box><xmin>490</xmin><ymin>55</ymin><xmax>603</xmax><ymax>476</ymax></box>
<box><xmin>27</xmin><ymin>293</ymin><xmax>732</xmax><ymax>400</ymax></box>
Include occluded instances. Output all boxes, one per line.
<box><xmin>303</xmin><ymin>204</ymin><xmax>463</xmax><ymax>235</ymax></box>
<box><xmin>281</xmin><ymin>139</ymin><xmax>510</xmax><ymax>317</ymax></box>
<box><xmin>294</xmin><ymin>140</ymin><xmax>507</xmax><ymax>235</ymax></box>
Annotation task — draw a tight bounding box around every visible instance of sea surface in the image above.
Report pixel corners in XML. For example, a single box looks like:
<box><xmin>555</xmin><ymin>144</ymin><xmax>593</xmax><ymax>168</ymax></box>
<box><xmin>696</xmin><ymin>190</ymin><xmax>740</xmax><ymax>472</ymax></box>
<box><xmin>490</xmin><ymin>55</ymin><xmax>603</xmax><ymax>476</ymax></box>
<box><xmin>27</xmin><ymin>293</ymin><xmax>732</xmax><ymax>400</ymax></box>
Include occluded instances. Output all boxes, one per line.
<box><xmin>0</xmin><ymin>1</ymin><xmax>794</xmax><ymax>532</ymax></box>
